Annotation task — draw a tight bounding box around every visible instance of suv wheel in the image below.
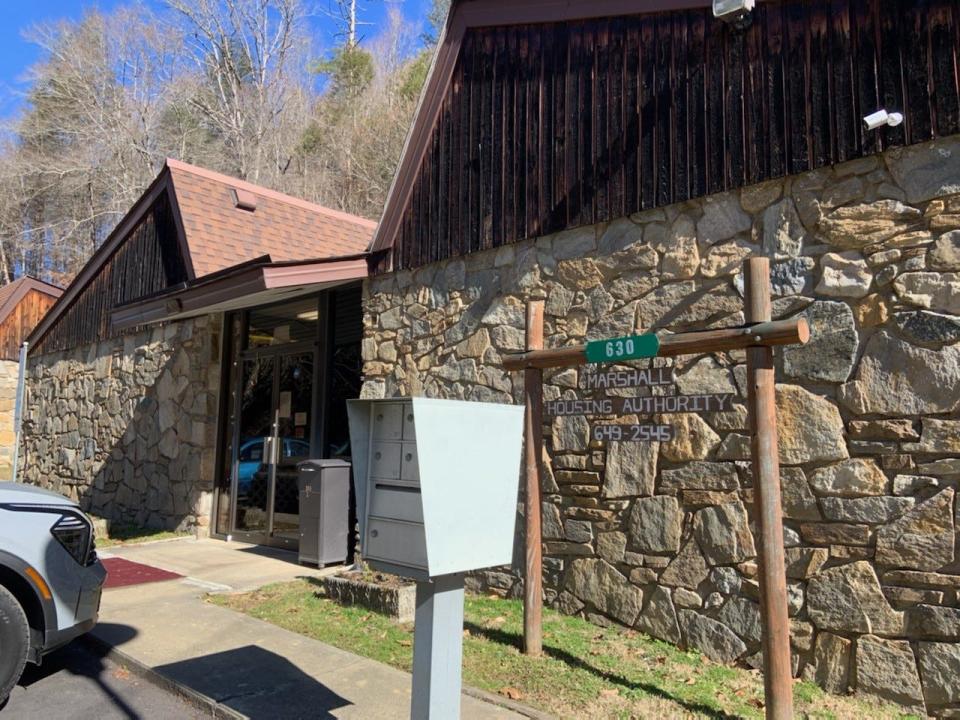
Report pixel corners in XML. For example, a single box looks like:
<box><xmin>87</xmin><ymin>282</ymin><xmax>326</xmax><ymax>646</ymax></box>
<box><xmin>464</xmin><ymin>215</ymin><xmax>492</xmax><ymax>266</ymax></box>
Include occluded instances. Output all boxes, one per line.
<box><xmin>0</xmin><ymin>585</ymin><xmax>29</xmax><ymax>703</ymax></box>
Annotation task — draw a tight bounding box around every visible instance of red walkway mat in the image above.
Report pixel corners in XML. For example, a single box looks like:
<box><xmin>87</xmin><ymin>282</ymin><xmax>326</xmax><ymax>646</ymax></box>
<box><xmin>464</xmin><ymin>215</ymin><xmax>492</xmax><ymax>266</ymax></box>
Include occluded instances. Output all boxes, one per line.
<box><xmin>102</xmin><ymin>557</ymin><xmax>183</xmax><ymax>589</ymax></box>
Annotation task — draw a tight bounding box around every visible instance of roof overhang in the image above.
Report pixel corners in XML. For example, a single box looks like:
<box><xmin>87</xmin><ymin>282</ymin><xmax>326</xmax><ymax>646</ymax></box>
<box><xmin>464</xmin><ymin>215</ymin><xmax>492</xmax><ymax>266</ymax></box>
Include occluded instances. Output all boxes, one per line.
<box><xmin>111</xmin><ymin>254</ymin><xmax>368</xmax><ymax>331</ymax></box>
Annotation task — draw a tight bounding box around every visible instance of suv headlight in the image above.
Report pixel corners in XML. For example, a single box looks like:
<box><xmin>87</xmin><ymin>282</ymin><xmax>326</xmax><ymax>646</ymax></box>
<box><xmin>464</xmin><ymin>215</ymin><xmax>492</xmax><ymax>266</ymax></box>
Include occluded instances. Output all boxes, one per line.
<box><xmin>51</xmin><ymin>513</ymin><xmax>95</xmax><ymax>566</ymax></box>
<box><xmin>0</xmin><ymin>503</ymin><xmax>97</xmax><ymax>566</ymax></box>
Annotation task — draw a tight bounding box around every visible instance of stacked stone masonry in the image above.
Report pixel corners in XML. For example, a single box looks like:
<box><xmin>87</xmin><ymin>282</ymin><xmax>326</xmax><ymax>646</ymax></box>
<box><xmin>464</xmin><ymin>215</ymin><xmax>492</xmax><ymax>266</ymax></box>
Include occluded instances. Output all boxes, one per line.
<box><xmin>362</xmin><ymin>135</ymin><xmax>960</xmax><ymax>716</ymax></box>
<box><xmin>20</xmin><ymin>317</ymin><xmax>221</xmax><ymax>532</ymax></box>
<box><xmin>0</xmin><ymin>360</ymin><xmax>19</xmax><ymax>480</ymax></box>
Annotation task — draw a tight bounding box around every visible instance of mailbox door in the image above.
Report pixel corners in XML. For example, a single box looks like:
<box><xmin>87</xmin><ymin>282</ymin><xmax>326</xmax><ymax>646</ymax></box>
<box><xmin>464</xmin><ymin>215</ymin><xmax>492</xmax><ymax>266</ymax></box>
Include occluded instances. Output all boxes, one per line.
<box><xmin>365</xmin><ymin>518</ymin><xmax>428</xmax><ymax>570</ymax></box>
<box><xmin>369</xmin><ymin>441</ymin><xmax>403</xmax><ymax>480</ymax></box>
<box><xmin>399</xmin><ymin>443</ymin><xmax>420</xmax><ymax>484</ymax></box>
<box><xmin>372</xmin><ymin>402</ymin><xmax>404</xmax><ymax>441</ymax></box>
<box><xmin>368</xmin><ymin>484</ymin><xmax>424</xmax><ymax>524</ymax></box>
<box><xmin>401</xmin><ymin>402</ymin><xmax>416</xmax><ymax>440</ymax></box>
<box><xmin>361</xmin><ymin>402</ymin><xmax>428</xmax><ymax>575</ymax></box>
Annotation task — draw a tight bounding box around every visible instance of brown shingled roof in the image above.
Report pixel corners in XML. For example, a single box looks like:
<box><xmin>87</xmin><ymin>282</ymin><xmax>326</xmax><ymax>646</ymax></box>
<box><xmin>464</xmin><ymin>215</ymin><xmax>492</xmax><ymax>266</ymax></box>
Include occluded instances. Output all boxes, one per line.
<box><xmin>28</xmin><ymin>160</ymin><xmax>375</xmax><ymax>350</ymax></box>
<box><xmin>167</xmin><ymin>159</ymin><xmax>376</xmax><ymax>278</ymax></box>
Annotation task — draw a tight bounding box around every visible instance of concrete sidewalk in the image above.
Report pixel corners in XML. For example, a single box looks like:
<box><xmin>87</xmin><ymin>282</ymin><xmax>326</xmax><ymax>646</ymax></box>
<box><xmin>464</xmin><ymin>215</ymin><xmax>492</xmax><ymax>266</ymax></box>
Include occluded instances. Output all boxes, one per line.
<box><xmin>94</xmin><ymin>538</ymin><xmax>529</xmax><ymax>720</ymax></box>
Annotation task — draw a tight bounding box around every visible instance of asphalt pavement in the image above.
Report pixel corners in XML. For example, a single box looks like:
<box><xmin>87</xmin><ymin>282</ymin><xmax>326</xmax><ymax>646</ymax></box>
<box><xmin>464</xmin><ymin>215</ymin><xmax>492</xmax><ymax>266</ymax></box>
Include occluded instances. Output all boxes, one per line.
<box><xmin>1</xmin><ymin>640</ymin><xmax>203</xmax><ymax>720</ymax></box>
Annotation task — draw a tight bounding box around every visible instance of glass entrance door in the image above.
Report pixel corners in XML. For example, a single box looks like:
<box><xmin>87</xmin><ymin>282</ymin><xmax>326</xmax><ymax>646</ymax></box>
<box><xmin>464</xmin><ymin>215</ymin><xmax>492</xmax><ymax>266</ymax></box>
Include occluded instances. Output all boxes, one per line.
<box><xmin>272</xmin><ymin>353</ymin><xmax>313</xmax><ymax>543</ymax></box>
<box><xmin>213</xmin><ymin>289</ymin><xmax>364</xmax><ymax>547</ymax></box>
<box><xmin>233</xmin><ymin>351</ymin><xmax>314</xmax><ymax>548</ymax></box>
<box><xmin>235</xmin><ymin>357</ymin><xmax>275</xmax><ymax>537</ymax></box>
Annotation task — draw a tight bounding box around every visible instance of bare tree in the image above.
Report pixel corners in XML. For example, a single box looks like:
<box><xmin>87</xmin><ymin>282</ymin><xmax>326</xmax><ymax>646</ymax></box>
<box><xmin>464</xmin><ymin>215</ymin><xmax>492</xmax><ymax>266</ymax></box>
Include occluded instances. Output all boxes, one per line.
<box><xmin>324</xmin><ymin>0</ymin><xmax>377</xmax><ymax>48</ymax></box>
<box><xmin>423</xmin><ymin>0</ymin><xmax>451</xmax><ymax>45</ymax></box>
<box><xmin>165</xmin><ymin>0</ymin><xmax>307</xmax><ymax>182</ymax></box>
<box><xmin>4</xmin><ymin>6</ymin><xmax>184</xmax><ymax>279</ymax></box>
<box><xmin>0</xmin><ymin>0</ymin><xmax>431</xmax><ymax>287</ymax></box>
<box><xmin>300</xmin><ymin>6</ymin><xmax>425</xmax><ymax>217</ymax></box>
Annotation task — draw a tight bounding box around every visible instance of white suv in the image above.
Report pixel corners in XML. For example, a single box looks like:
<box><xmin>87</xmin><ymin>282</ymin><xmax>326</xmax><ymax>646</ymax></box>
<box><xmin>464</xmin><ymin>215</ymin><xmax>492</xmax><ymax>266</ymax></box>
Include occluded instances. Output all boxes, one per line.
<box><xmin>0</xmin><ymin>482</ymin><xmax>106</xmax><ymax>703</ymax></box>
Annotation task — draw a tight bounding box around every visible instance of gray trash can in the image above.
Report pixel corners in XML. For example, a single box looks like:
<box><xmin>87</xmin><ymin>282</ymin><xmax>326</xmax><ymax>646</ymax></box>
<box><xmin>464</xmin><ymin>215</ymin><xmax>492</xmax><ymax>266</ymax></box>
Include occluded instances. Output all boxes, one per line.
<box><xmin>297</xmin><ymin>459</ymin><xmax>351</xmax><ymax>567</ymax></box>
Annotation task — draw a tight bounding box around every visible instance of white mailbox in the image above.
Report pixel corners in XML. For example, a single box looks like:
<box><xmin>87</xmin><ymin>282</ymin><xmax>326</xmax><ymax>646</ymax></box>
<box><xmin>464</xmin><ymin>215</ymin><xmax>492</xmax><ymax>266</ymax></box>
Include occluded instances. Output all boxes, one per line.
<box><xmin>346</xmin><ymin>397</ymin><xmax>525</xmax><ymax>581</ymax></box>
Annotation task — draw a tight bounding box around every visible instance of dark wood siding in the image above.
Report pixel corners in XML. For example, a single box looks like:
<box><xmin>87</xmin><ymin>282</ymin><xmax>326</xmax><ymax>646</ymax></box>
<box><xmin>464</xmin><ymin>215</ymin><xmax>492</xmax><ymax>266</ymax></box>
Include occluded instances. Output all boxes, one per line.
<box><xmin>0</xmin><ymin>289</ymin><xmax>58</xmax><ymax>360</ymax></box>
<box><xmin>35</xmin><ymin>192</ymin><xmax>189</xmax><ymax>355</ymax></box>
<box><xmin>390</xmin><ymin>0</ymin><xmax>960</xmax><ymax>271</ymax></box>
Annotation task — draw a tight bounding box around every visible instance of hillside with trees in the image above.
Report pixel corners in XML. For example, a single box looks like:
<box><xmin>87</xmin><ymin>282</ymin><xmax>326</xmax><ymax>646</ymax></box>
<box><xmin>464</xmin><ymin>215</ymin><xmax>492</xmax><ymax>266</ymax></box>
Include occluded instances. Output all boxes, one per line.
<box><xmin>0</xmin><ymin>0</ymin><xmax>449</xmax><ymax>285</ymax></box>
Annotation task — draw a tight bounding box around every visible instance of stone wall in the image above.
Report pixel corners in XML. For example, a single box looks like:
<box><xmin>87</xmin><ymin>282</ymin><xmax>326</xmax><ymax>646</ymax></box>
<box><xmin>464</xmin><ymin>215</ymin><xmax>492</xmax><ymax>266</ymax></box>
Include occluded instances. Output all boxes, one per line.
<box><xmin>20</xmin><ymin>316</ymin><xmax>222</xmax><ymax>532</ymax></box>
<box><xmin>0</xmin><ymin>360</ymin><xmax>20</xmax><ymax>480</ymax></box>
<box><xmin>362</xmin><ymin>135</ymin><xmax>960</xmax><ymax>715</ymax></box>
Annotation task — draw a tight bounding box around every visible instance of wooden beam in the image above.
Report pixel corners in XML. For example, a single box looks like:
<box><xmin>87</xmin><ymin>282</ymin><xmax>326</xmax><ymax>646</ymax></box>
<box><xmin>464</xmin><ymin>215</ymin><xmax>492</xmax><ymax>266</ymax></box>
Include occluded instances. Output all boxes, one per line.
<box><xmin>523</xmin><ymin>299</ymin><xmax>545</xmax><ymax>656</ymax></box>
<box><xmin>502</xmin><ymin>316</ymin><xmax>809</xmax><ymax>370</ymax></box>
<box><xmin>744</xmin><ymin>257</ymin><xmax>794</xmax><ymax>720</ymax></box>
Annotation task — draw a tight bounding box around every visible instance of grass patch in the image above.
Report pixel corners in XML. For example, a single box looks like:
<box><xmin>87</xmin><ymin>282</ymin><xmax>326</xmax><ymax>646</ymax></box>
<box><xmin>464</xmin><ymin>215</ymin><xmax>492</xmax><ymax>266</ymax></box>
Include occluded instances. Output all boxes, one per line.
<box><xmin>210</xmin><ymin>579</ymin><xmax>916</xmax><ymax>719</ymax></box>
<box><xmin>96</xmin><ymin>524</ymin><xmax>191</xmax><ymax>548</ymax></box>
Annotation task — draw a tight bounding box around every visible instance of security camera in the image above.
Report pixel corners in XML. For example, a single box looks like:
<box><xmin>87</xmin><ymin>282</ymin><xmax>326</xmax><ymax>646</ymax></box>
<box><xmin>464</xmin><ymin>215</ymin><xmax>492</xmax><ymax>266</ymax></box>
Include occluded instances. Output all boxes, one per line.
<box><xmin>863</xmin><ymin>109</ymin><xmax>904</xmax><ymax>131</ymax></box>
<box><xmin>713</xmin><ymin>0</ymin><xmax>755</xmax><ymax>20</ymax></box>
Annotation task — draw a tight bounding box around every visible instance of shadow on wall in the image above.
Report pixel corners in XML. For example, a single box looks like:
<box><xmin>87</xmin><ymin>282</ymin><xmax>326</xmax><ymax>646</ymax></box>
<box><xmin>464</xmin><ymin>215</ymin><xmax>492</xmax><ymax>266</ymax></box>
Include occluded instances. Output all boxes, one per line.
<box><xmin>19</xmin><ymin>317</ymin><xmax>220</xmax><ymax>532</ymax></box>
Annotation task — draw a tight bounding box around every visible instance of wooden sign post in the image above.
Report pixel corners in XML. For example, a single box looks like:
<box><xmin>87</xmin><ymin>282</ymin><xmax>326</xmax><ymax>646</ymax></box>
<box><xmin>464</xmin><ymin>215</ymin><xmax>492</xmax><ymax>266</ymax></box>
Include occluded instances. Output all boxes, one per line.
<box><xmin>744</xmin><ymin>258</ymin><xmax>793</xmax><ymax>720</ymax></box>
<box><xmin>504</xmin><ymin>258</ymin><xmax>807</xmax><ymax>718</ymax></box>
<box><xmin>523</xmin><ymin>300</ymin><xmax>545</xmax><ymax>657</ymax></box>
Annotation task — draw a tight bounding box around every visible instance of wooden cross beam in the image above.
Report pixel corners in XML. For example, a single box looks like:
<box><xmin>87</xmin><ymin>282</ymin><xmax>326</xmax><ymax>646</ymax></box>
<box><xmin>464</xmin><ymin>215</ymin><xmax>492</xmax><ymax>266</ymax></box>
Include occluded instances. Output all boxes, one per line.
<box><xmin>502</xmin><ymin>316</ymin><xmax>809</xmax><ymax>371</ymax></box>
<box><xmin>508</xmin><ymin>257</ymin><xmax>805</xmax><ymax>720</ymax></box>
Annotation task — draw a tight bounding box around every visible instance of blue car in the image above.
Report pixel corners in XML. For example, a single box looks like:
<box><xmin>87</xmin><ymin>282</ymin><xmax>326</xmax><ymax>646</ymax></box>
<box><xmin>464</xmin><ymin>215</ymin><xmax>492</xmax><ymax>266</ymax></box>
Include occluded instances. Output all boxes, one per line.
<box><xmin>236</xmin><ymin>437</ymin><xmax>311</xmax><ymax>494</ymax></box>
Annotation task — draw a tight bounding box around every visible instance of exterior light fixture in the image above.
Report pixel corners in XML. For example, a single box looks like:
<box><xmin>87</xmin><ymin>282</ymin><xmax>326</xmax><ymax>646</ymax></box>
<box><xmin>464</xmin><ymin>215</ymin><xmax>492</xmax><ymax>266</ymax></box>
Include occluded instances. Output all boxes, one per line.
<box><xmin>713</xmin><ymin>0</ymin><xmax>755</xmax><ymax>25</ymax></box>
<box><xmin>863</xmin><ymin>109</ymin><xmax>904</xmax><ymax>131</ymax></box>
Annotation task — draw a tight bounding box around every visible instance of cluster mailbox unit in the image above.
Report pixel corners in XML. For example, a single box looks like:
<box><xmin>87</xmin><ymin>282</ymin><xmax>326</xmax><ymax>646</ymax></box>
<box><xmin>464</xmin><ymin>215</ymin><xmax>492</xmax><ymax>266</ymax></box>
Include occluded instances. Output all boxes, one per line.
<box><xmin>347</xmin><ymin>397</ymin><xmax>525</xmax><ymax>719</ymax></box>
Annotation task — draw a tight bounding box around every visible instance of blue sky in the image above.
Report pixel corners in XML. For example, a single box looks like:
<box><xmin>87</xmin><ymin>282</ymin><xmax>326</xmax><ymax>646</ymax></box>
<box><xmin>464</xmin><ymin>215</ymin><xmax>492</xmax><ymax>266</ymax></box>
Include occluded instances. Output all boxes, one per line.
<box><xmin>0</xmin><ymin>0</ymin><xmax>433</xmax><ymax>118</ymax></box>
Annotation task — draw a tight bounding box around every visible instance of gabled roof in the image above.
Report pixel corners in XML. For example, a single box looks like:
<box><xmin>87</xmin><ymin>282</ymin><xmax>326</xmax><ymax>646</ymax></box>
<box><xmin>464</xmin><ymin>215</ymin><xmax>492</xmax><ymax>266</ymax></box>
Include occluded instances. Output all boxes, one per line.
<box><xmin>28</xmin><ymin>160</ymin><xmax>375</xmax><ymax>348</ymax></box>
<box><xmin>0</xmin><ymin>277</ymin><xmax>63</xmax><ymax>341</ymax></box>
<box><xmin>0</xmin><ymin>277</ymin><xmax>62</xmax><ymax>327</ymax></box>
<box><xmin>369</xmin><ymin>0</ymin><xmax>706</xmax><ymax>261</ymax></box>
<box><xmin>166</xmin><ymin>159</ymin><xmax>376</xmax><ymax>277</ymax></box>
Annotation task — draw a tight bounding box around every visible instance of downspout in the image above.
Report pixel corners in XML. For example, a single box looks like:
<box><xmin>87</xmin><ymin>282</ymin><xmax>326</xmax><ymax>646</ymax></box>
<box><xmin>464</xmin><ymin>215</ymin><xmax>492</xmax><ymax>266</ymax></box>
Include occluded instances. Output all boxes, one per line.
<box><xmin>11</xmin><ymin>341</ymin><xmax>27</xmax><ymax>484</ymax></box>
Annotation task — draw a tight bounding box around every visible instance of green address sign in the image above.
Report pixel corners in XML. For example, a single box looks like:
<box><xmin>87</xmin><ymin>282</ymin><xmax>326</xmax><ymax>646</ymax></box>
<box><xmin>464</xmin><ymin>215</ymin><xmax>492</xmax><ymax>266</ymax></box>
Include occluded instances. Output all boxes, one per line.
<box><xmin>585</xmin><ymin>333</ymin><xmax>660</xmax><ymax>363</ymax></box>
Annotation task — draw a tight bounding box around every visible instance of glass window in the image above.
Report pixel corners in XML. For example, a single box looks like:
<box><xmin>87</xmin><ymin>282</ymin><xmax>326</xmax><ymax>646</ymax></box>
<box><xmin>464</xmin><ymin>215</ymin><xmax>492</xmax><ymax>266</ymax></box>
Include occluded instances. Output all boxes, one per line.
<box><xmin>325</xmin><ymin>287</ymin><xmax>363</xmax><ymax>457</ymax></box>
<box><xmin>284</xmin><ymin>439</ymin><xmax>311</xmax><ymax>459</ymax></box>
<box><xmin>246</xmin><ymin>298</ymin><xmax>319</xmax><ymax>348</ymax></box>
<box><xmin>239</xmin><ymin>441</ymin><xmax>263</xmax><ymax>462</ymax></box>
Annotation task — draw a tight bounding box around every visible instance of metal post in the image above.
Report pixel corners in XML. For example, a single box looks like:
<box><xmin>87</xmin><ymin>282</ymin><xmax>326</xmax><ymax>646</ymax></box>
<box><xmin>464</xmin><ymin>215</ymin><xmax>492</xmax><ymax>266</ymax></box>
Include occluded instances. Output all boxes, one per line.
<box><xmin>411</xmin><ymin>573</ymin><xmax>466</xmax><ymax>720</ymax></box>
<box><xmin>523</xmin><ymin>300</ymin><xmax>544</xmax><ymax>656</ymax></box>
<box><xmin>744</xmin><ymin>257</ymin><xmax>794</xmax><ymax>720</ymax></box>
<box><xmin>11</xmin><ymin>341</ymin><xmax>27</xmax><ymax>484</ymax></box>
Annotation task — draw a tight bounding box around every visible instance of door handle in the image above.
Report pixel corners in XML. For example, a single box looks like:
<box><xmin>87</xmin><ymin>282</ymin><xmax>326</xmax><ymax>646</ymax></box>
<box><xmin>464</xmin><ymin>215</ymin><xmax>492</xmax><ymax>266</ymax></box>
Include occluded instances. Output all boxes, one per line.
<box><xmin>263</xmin><ymin>437</ymin><xmax>280</xmax><ymax>466</ymax></box>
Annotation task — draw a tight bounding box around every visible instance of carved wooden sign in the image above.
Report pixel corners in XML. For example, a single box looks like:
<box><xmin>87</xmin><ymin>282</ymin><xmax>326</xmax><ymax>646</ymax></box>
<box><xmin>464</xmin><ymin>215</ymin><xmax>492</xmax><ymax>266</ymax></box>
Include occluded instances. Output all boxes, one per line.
<box><xmin>509</xmin><ymin>259</ymin><xmax>807</xmax><ymax>716</ymax></box>
<box><xmin>544</xmin><ymin>393</ymin><xmax>736</xmax><ymax>418</ymax></box>
<box><xmin>548</xmin><ymin>336</ymin><xmax>738</xmax><ymax>441</ymax></box>
<box><xmin>582</xmin><ymin>367</ymin><xmax>674</xmax><ymax>389</ymax></box>
<box><xmin>591</xmin><ymin>424</ymin><xmax>675</xmax><ymax>442</ymax></box>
